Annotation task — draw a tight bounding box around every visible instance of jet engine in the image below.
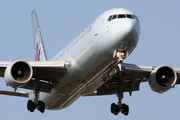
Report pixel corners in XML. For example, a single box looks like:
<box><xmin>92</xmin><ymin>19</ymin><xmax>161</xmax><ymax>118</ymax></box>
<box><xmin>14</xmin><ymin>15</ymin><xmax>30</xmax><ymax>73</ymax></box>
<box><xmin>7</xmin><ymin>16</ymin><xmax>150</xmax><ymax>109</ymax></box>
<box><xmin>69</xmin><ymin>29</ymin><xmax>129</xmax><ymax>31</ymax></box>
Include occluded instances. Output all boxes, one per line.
<box><xmin>4</xmin><ymin>60</ymin><xmax>33</xmax><ymax>88</ymax></box>
<box><xmin>148</xmin><ymin>66</ymin><xmax>177</xmax><ymax>93</ymax></box>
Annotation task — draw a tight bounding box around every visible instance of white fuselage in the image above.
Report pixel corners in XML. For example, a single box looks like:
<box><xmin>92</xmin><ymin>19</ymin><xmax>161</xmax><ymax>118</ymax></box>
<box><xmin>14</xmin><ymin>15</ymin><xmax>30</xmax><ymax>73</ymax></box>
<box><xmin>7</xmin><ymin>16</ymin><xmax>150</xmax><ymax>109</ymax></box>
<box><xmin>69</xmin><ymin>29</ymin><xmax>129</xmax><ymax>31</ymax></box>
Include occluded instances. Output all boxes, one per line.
<box><xmin>39</xmin><ymin>8</ymin><xmax>140</xmax><ymax>110</ymax></box>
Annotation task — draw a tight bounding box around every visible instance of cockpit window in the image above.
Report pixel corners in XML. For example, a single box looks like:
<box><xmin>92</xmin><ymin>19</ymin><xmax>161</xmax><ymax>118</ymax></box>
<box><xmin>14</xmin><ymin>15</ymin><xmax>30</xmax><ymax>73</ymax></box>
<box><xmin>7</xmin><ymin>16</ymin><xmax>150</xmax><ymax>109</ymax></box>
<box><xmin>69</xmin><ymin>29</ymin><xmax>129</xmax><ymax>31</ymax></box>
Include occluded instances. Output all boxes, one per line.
<box><xmin>108</xmin><ymin>14</ymin><xmax>139</xmax><ymax>22</ymax></box>
<box><xmin>126</xmin><ymin>14</ymin><xmax>133</xmax><ymax>19</ymax></box>
<box><xmin>112</xmin><ymin>15</ymin><xmax>117</xmax><ymax>20</ymax></box>
<box><xmin>133</xmin><ymin>15</ymin><xmax>139</xmax><ymax>22</ymax></box>
<box><xmin>108</xmin><ymin>16</ymin><xmax>112</xmax><ymax>21</ymax></box>
<box><xmin>118</xmin><ymin>15</ymin><xmax>126</xmax><ymax>18</ymax></box>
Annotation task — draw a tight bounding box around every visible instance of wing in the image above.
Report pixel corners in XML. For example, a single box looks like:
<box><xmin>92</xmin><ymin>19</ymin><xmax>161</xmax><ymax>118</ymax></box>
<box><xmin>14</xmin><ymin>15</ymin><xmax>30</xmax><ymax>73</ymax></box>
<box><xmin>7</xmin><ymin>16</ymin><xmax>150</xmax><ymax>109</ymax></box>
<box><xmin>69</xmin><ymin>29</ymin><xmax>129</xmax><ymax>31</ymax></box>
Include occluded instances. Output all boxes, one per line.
<box><xmin>84</xmin><ymin>63</ymin><xmax>180</xmax><ymax>96</ymax></box>
<box><xmin>0</xmin><ymin>60</ymin><xmax>70</xmax><ymax>93</ymax></box>
<box><xmin>0</xmin><ymin>10</ymin><xmax>69</xmax><ymax>97</ymax></box>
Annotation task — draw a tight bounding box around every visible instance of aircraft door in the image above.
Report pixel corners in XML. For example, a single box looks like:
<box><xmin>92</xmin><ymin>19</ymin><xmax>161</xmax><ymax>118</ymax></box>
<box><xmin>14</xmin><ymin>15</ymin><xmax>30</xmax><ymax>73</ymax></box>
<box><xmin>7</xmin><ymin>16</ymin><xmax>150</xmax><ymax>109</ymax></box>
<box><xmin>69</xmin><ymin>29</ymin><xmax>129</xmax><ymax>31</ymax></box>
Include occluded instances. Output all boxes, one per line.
<box><xmin>94</xmin><ymin>17</ymin><xmax>100</xmax><ymax>37</ymax></box>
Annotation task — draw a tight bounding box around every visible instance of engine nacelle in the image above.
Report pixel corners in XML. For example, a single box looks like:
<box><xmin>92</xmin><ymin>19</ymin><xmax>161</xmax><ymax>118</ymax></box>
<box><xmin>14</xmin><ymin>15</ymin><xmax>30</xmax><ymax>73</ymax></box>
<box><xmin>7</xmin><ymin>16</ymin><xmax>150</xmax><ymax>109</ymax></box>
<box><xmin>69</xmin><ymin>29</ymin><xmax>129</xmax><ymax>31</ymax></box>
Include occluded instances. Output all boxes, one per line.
<box><xmin>148</xmin><ymin>66</ymin><xmax>177</xmax><ymax>93</ymax></box>
<box><xmin>4</xmin><ymin>60</ymin><xmax>33</xmax><ymax>88</ymax></box>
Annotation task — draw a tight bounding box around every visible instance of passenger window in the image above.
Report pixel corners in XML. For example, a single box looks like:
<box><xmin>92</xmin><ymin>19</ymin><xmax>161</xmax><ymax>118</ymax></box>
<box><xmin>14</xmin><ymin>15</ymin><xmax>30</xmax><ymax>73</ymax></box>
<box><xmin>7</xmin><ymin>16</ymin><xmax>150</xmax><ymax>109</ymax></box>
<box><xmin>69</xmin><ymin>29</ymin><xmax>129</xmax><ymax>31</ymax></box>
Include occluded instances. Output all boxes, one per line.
<box><xmin>118</xmin><ymin>15</ymin><xmax>126</xmax><ymax>18</ymax></box>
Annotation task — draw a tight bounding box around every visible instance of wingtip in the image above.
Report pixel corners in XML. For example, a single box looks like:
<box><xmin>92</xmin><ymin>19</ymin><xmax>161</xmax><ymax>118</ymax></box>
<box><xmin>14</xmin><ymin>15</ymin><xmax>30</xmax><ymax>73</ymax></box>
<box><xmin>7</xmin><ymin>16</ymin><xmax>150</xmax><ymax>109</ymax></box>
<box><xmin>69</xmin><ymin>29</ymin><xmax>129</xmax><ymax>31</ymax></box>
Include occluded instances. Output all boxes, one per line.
<box><xmin>31</xmin><ymin>9</ymin><xmax>36</xmax><ymax>15</ymax></box>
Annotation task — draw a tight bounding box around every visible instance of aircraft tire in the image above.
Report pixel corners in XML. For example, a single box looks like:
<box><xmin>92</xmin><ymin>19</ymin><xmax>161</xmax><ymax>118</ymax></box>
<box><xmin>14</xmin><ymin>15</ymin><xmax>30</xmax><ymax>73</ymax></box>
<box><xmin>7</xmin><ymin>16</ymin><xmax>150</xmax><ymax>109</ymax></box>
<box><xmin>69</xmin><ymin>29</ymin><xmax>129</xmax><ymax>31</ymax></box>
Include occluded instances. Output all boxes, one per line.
<box><xmin>114</xmin><ymin>105</ymin><xmax>119</xmax><ymax>115</ymax></box>
<box><xmin>27</xmin><ymin>100</ymin><xmax>35</xmax><ymax>112</ymax></box>
<box><xmin>111</xmin><ymin>103</ymin><xmax>119</xmax><ymax>115</ymax></box>
<box><xmin>122</xmin><ymin>103</ymin><xmax>129</xmax><ymax>116</ymax></box>
<box><xmin>38</xmin><ymin>101</ymin><xmax>45</xmax><ymax>113</ymax></box>
<box><xmin>111</xmin><ymin>103</ymin><xmax>116</xmax><ymax>113</ymax></box>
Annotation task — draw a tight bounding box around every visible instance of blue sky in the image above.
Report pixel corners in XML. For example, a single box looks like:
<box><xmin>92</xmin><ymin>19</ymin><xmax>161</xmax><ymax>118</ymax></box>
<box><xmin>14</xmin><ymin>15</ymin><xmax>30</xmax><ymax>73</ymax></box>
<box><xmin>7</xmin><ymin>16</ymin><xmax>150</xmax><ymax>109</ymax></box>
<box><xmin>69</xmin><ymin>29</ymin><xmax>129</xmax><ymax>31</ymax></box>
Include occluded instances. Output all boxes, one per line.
<box><xmin>0</xmin><ymin>0</ymin><xmax>180</xmax><ymax>120</ymax></box>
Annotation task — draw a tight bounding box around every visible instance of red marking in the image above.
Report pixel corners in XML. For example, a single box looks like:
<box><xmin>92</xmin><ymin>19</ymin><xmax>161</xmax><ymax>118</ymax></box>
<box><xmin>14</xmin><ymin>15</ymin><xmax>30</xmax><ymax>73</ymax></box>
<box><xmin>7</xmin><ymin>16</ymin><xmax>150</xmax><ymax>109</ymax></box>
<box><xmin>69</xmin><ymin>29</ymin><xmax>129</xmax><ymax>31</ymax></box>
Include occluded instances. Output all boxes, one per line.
<box><xmin>35</xmin><ymin>43</ymin><xmax>41</xmax><ymax>61</ymax></box>
<box><xmin>64</xmin><ymin>20</ymin><xmax>95</xmax><ymax>49</ymax></box>
<box><xmin>89</xmin><ymin>20</ymin><xmax>94</xmax><ymax>28</ymax></box>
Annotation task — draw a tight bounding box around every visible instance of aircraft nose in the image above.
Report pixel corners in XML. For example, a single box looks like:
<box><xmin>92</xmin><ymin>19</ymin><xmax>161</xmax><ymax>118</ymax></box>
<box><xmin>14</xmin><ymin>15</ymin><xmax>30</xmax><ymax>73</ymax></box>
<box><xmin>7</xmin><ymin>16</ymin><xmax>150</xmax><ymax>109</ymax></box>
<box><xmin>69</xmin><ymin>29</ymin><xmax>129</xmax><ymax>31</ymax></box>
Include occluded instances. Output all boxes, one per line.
<box><xmin>124</xmin><ymin>21</ymin><xmax>134</xmax><ymax>33</ymax></box>
<box><xmin>121</xmin><ymin>20</ymin><xmax>140</xmax><ymax>36</ymax></box>
<box><xmin>110</xmin><ymin>19</ymin><xmax>140</xmax><ymax>53</ymax></box>
<box><xmin>120</xmin><ymin>19</ymin><xmax>140</xmax><ymax>43</ymax></box>
<box><xmin>97</xmin><ymin>19</ymin><xmax>140</xmax><ymax>55</ymax></box>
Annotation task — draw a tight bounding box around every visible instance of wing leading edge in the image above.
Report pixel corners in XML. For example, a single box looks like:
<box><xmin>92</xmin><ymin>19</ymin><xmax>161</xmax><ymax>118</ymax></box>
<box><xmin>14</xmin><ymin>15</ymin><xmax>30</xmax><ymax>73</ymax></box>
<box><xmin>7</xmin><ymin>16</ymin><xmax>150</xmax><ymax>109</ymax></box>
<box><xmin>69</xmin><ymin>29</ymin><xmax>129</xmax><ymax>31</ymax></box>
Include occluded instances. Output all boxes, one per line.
<box><xmin>0</xmin><ymin>60</ymin><xmax>70</xmax><ymax>93</ymax></box>
<box><xmin>84</xmin><ymin>63</ymin><xmax>180</xmax><ymax>96</ymax></box>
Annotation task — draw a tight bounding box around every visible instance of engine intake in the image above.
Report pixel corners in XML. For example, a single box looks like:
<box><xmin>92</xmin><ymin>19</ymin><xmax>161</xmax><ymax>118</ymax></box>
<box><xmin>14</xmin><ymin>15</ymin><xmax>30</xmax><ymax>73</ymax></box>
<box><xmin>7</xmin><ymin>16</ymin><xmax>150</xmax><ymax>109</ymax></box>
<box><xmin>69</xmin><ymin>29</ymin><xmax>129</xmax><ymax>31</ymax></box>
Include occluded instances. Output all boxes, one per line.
<box><xmin>4</xmin><ymin>60</ymin><xmax>33</xmax><ymax>88</ymax></box>
<box><xmin>148</xmin><ymin>66</ymin><xmax>177</xmax><ymax>93</ymax></box>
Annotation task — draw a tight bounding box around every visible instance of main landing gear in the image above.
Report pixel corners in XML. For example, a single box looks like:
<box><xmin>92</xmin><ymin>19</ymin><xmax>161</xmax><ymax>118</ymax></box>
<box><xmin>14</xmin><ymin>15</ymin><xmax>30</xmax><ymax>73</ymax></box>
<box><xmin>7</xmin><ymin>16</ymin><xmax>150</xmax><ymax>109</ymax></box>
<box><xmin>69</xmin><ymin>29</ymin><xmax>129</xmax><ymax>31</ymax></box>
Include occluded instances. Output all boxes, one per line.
<box><xmin>110</xmin><ymin>65</ymin><xmax>129</xmax><ymax>116</ymax></box>
<box><xmin>27</xmin><ymin>80</ymin><xmax>46</xmax><ymax>113</ymax></box>
<box><xmin>110</xmin><ymin>87</ymin><xmax>129</xmax><ymax>116</ymax></box>
<box><xmin>111</xmin><ymin>103</ymin><xmax>129</xmax><ymax>116</ymax></box>
<box><xmin>27</xmin><ymin>100</ymin><xmax>45</xmax><ymax>113</ymax></box>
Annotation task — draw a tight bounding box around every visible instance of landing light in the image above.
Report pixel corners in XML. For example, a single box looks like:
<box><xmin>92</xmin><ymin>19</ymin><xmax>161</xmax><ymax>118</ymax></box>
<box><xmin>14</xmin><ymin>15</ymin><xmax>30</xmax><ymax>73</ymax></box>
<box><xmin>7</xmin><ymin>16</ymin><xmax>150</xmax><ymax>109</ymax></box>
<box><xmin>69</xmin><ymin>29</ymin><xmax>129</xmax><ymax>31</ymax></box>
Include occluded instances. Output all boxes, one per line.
<box><xmin>116</xmin><ymin>52</ymin><xmax>125</xmax><ymax>58</ymax></box>
<box><xmin>113</xmin><ymin>50</ymin><xmax>128</xmax><ymax>63</ymax></box>
<box><xmin>115</xmin><ymin>51</ymin><xmax>126</xmax><ymax>59</ymax></box>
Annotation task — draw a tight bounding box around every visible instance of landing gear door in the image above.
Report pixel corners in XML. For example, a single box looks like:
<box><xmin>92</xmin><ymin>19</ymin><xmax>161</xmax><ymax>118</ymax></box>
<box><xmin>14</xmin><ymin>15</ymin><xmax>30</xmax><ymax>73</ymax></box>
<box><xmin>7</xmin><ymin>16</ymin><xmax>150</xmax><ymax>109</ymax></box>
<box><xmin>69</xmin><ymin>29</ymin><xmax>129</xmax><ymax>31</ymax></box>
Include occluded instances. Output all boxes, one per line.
<box><xmin>94</xmin><ymin>17</ymin><xmax>100</xmax><ymax>38</ymax></box>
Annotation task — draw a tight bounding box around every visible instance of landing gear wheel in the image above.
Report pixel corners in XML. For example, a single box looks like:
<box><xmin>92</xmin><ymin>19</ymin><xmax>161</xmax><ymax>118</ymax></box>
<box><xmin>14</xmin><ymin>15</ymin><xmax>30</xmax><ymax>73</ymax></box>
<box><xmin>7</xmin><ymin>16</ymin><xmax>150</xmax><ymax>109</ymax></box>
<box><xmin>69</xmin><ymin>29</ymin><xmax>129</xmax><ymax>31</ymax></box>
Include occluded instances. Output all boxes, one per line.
<box><xmin>114</xmin><ymin>105</ymin><xmax>119</xmax><ymax>115</ymax></box>
<box><xmin>111</xmin><ymin>103</ymin><xmax>116</xmax><ymax>113</ymax></box>
<box><xmin>122</xmin><ymin>103</ymin><xmax>129</xmax><ymax>116</ymax></box>
<box><xmin>111</xmin><ymin>103</ymin><xmax>119</xmax><ymax>115</ymax></box>
<box><xmin>27</xmin><ymin>100</ymin><xmax>35</xmax><ymax>112</ymax></box>
<box><xmin>38</xmin><ymin>101</ymin><xmax>45</xmax><ymax>113</ymax></box>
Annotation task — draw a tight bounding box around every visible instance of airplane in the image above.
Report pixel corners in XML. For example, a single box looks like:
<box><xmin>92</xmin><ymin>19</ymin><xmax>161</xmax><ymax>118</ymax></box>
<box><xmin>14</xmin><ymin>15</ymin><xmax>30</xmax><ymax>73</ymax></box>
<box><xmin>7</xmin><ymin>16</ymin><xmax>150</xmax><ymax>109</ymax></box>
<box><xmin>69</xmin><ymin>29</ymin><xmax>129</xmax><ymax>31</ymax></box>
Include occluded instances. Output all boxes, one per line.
<box><xmin>0</xmin><ymin>7</ymin><xmax>179</xmax><ymax>116</ymax></box>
